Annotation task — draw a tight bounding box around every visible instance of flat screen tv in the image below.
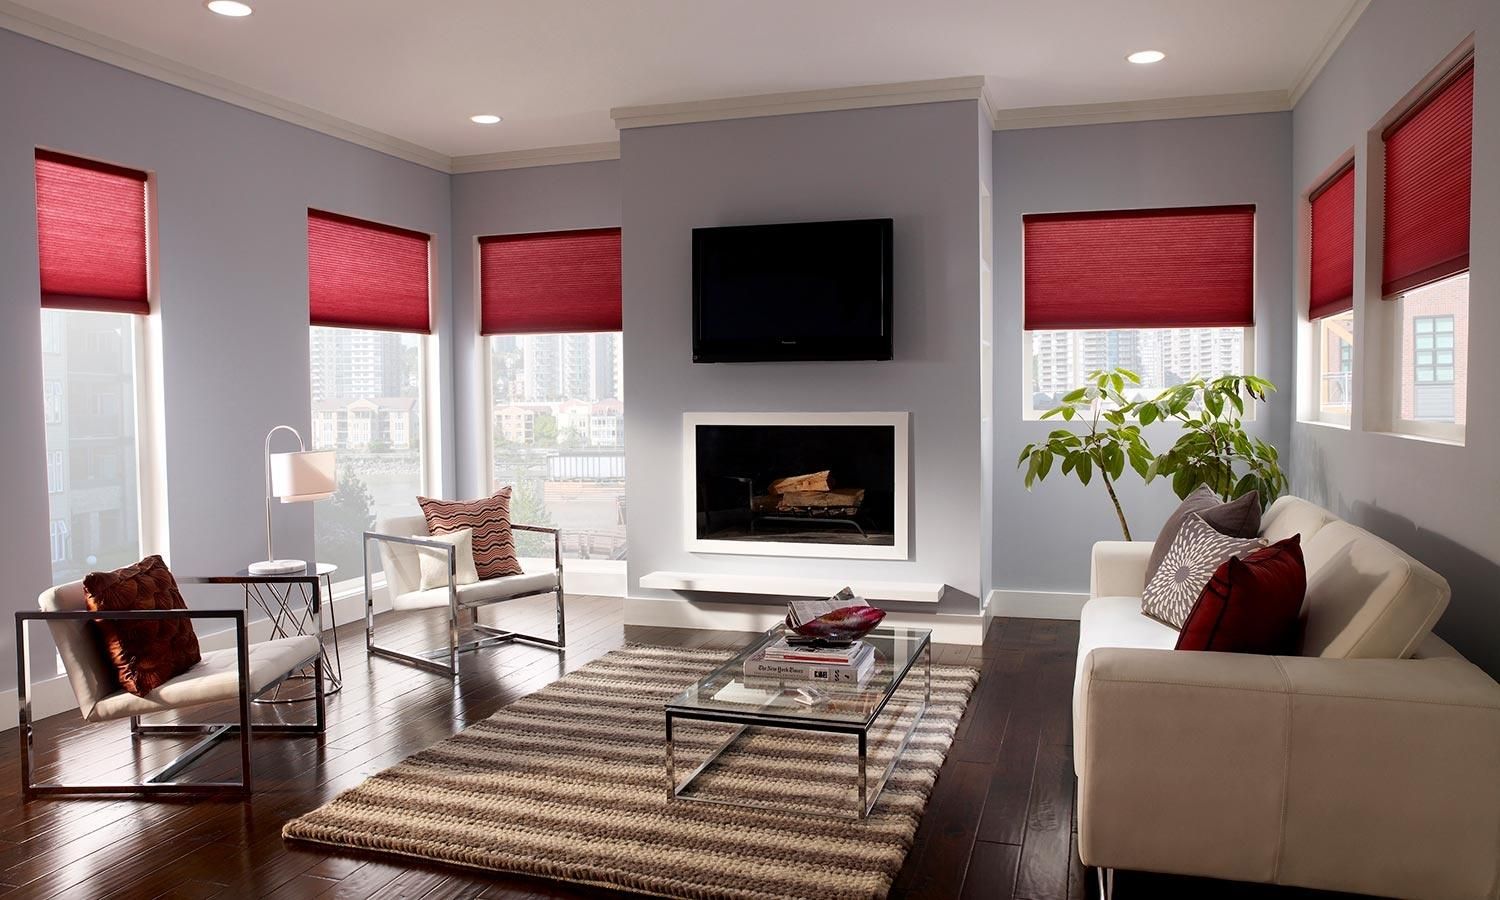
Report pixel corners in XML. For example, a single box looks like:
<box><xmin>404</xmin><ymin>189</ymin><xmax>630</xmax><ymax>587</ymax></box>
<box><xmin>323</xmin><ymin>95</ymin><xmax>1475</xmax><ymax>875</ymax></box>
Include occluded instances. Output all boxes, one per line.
<box><xmin>692</xmin><ymin>218</ymin><xmax>893</xmax><ymax>362</ymax></box>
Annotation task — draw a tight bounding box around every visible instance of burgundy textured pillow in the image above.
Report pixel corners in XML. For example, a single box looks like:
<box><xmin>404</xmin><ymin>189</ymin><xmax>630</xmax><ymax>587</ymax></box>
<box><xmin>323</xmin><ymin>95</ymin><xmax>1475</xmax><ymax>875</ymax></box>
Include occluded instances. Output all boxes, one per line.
<box><xmin>83</xmin><ymin>555</ymin><xmax>201</xmax><ymax>696</ymax></box>
<box><xmin>1176</xmin><ymin>535</ymin><xmax>1306</xmax><ymax>655</ymax></box>
<box><xmin>418</xmin><ymin>488</ymin><xmax>524</xmax><ymax>580</ymax></box>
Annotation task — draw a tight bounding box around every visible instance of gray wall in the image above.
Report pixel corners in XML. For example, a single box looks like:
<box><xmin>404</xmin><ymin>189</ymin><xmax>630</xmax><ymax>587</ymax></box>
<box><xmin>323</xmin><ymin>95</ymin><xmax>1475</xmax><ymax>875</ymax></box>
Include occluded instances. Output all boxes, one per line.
<box><xmin>449</xmin><ymin>161</ymin><xmax>622</xmax><ymax>498</ymax></box>
<box><xmin>620</xmin><ymin>101</ymin><xmax>986</xmax><ymax>613</ymax></box>
<box><xmin>0</xmin><ymin>29</ymin><xmax>453</xmax><ymax>688</ymax></box>
<box><xmin>1289</xmin><ymin>0</ymin><xmax>1500</xmax><ymax>673</ymax></box>
<box><xmin>990</xmin><ymin>112</ymin><xmax>1295</xmax><ymax>600</ymax></box>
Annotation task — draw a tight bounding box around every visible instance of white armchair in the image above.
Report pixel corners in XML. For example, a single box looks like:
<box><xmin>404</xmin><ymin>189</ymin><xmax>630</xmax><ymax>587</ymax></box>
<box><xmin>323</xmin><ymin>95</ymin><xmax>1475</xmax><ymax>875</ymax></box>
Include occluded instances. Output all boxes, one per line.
<box><xmin>17</xmin><ymin>574</ymin><xmax>326</xmax><ymax>798</ymax></box>
<box><xmin>362</xmin><ymin>514</ymin><xmax>565</xmax><ymax>678</ymax></box>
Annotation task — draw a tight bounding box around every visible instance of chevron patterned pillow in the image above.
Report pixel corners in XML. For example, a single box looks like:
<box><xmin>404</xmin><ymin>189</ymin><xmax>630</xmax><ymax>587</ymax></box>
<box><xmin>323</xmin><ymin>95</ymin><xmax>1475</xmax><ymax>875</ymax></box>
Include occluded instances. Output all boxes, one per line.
<box><xmin>1142</xmin><ymin>513</ymin><xmax>1266</xmax><ymax>629</ymax></box>
<box><xmin>418</xmin><ymin>488</ymin><xmax>524</xmax><ymax>580</ymax></box>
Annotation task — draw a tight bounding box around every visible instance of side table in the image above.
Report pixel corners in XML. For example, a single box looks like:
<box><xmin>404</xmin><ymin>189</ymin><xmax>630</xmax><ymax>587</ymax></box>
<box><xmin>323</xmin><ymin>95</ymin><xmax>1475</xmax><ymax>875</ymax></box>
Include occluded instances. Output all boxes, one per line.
<box><xmin>237</xmin><ymin>563</ymin><xmax>344</xmax><ymax>701</ymax></box>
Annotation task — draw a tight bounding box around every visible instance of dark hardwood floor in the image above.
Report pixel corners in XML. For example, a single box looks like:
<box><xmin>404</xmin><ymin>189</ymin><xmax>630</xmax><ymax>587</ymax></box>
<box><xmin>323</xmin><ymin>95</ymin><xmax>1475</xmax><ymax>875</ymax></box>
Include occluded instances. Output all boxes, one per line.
<box><xmin>0</xmin><ymin>594</ymin><xmax>1358</xmax><ymax>899</ymax></box>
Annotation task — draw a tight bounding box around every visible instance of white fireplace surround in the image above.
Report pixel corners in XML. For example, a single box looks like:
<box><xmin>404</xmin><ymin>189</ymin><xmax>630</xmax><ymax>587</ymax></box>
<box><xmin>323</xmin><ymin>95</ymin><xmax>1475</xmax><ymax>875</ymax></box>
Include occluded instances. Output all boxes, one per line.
<box><xmin>682</xmin><ymin>411</ymin><xmax>910</xmax><ymax>560</ymax></box>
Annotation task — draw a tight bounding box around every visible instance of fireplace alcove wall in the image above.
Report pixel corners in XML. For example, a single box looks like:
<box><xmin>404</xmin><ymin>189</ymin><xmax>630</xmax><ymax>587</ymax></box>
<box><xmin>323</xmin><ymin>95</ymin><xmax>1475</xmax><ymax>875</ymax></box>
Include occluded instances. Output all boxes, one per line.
<box><xmin>682</xmin><ymin>412</ymin><xmax>909</xmax><ymax>560</ymax></box>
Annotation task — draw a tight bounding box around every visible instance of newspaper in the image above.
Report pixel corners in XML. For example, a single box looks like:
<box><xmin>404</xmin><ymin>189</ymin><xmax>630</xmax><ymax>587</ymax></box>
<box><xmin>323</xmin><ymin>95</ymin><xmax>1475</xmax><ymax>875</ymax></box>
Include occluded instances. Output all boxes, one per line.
<box><xmin>786</xmin><ymin>587</ymin><xmax>868</xmax><ymax>629</ymax></box>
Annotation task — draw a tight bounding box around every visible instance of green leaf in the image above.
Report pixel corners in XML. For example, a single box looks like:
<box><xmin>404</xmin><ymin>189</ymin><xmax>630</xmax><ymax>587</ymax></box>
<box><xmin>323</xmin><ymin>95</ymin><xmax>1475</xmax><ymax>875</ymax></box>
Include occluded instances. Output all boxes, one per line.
<box><xmin>1138</xmin><ymin>403</ymin><xmax>1158</xmax><ymax>426</ymax></box>
<box><xmin>1061</xmin><ymin>407</ymin><xmax>1076</xmax><ymax>421</ymax></box>
<box><xmin>1017</xmin><ymin>445</ymin><xmax>1035</xmax><ymax>467</ymax></box>
<box><xmin>1062</xmin><ymin>387</ymin><xmax>1087</xmax><ymax>403</ymax></box>
<box><xmin>1076</xmin><ymin>455</ymin><xmax>1093</xmax><ymax>486</ymax></box>
<box><xmin>1037</xmin><ymin>450</ymin><xmax>1053</xmax><ymax>480</ymax></box>
<box><xmin>1118</xmin><ymin>368</ymin><xmax>1141</xmax><ymax>384</ymax></box>
<box><xmin>1040</xmin><ymin>407</ymin><xmax>1062</xmax><ymax>419</ymax></box>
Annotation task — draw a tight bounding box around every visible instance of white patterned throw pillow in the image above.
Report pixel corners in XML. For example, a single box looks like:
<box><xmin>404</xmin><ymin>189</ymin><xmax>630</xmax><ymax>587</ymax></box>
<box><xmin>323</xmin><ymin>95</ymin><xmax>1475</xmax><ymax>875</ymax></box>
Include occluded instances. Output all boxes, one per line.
<box><xmin>1142</xmin><ymin>513</ymin><xmax>1266</xmax><ymax>628</ymax></box>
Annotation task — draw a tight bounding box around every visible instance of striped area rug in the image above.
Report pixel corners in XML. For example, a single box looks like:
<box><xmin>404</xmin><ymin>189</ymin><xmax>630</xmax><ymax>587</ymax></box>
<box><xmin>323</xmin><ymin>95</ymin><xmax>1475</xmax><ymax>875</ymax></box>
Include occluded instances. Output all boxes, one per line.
<box><xmin>284</xmin><ymin>644</ymin><xmax>979</xmax><ymax>900</ymax></box>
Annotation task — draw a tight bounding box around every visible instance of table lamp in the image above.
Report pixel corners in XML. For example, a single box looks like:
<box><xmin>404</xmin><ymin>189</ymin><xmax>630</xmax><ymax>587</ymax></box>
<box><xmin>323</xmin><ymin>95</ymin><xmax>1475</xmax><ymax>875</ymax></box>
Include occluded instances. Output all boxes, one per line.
<box><xmin>249</xmin><ymin>425</ymin><xmax>337</xmax><ymax>576</ymax></box>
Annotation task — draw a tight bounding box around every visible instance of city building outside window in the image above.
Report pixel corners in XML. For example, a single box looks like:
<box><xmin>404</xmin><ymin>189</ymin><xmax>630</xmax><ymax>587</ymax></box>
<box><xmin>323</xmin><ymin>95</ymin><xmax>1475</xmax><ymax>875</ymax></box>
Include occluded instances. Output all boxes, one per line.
<box><xmin>1028</xmin><ymin>326</ymin><xmax>1248</xmax><ymax>412</ymax></box>
<box><xmin>1317</xmin><ymin>310</ymin><xmax>1355</xmax><ymax>419</ymax></box>
<box><xmin>40</xmin><ymin>309</ymin><xmax>143</xmax><ymax>585</ymax></box>
<box><xmin>1398</xmin><ymin>275</ymin><xmax>1467</xmax><ymax>427</ymax></box>
<box><xmin>309</xmin><ymin>325</ymin><xmax>426</xmax><ymax>576</ymax></box>
<box><xmin>490</xmin><ymin>332</ymin><xmax>625</xmax><ymax>560</ymax></box>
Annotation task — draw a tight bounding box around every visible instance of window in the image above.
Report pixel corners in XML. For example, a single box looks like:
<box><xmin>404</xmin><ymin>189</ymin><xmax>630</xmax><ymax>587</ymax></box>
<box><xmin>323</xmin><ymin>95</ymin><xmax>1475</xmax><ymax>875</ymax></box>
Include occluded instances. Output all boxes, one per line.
<box><xmin>480</xmin><ymin>229</ymin><xmax>625</xmax><ymax>561</ymax></box>
<box><xmin>1028</xmin><ymin>327</ymin><xmax>1247</xmax><ymax>408</ymax></box>
<box><xmin>306</xmin><ymin>210</ymin><xmax>432</xmax><ymax>578</ymax></box>
<box><xmin>40</xmin><ymin>309</ymin><xmax>144</xmax><ymax>583</ymax></box>
<box><xmin>49</xmin><ymin>520</ymin><xmax>69</xmax><ymax>564</ymax></box>
<box><xmin>34</xmin><ymin>150</ymin><xmax>150</xmax><ymax>585</ymax></box>
<box><xmin>1022</xmin><ymin>206</ymin><xmax>1255</xmax><ymax>413</ymax></box>
<box><xmin>1316</xmin><ymin>311</ymin><xmax>1355</xmax><ymax>417</ymax></box>
<box><xmin>46</xmin><ymin>450</ymin><xmax>64</xmax><ymax>494</ymax></box>
<box><xmin>1307</xmin><ymin>161</ymin><xmax>1356</xmax><ymax>423</ymax></box>
<box><xmin>1377</xmin><ymin>53</ymin><xmax>1471</xmax><ymax>441</ymax></box>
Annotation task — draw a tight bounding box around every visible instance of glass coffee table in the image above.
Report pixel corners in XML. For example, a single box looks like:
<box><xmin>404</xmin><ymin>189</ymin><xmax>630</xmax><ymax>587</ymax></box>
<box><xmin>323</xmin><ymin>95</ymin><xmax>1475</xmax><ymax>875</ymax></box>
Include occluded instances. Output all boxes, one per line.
<box><xmin>665</xmin><ymin>625</ymin><xmax>932</xmax><ymax>819</ymax></box>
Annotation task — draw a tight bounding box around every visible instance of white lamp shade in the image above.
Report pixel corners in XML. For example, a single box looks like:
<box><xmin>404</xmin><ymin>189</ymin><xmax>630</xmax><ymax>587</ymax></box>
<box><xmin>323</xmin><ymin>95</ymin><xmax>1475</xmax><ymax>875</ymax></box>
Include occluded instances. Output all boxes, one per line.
<box><xmin>269</xmin><ymin>449</ymin><xmax>336</xmax><ymax>502</ymax></box>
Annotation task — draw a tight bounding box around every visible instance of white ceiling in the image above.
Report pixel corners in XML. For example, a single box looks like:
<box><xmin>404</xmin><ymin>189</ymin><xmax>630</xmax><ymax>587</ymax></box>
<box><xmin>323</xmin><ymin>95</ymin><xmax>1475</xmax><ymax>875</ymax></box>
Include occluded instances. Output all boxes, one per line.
<box><xmin>3</xmin><ymin>0</ymin><xmax>1363</xmax><ymax>166</ymax></box>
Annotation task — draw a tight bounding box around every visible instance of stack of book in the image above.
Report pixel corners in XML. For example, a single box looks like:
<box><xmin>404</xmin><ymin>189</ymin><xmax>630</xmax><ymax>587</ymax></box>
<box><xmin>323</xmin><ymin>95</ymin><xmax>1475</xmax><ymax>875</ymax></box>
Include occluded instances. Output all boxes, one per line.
<box><xmin>744</xmin><ymin>636</ymin><xmax>876</xmax><ymax>685</ymax></box>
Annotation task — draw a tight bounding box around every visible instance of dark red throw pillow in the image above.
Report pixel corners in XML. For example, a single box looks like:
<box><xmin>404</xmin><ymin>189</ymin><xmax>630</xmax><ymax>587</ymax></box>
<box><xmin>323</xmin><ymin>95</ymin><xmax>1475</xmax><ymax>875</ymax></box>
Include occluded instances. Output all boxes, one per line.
<box><xmin>1176</xmin><ymin>535</ymin><xmax>1306</xmax><ymax>655</ymax></box>
<box><xmin>83</xmin><ymin>555</ymin><xmax>202</xmax><ymax>696</ymax></box>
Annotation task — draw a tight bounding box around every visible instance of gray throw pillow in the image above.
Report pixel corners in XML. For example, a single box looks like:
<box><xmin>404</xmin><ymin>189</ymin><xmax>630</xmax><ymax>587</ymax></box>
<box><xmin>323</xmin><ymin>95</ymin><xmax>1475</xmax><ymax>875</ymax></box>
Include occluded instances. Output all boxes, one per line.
<box><xmin>1142</xmin><ymin>513</ymin><xmax>1266</xmax><ymax>628</ymax></box>
<box><xmin>1145</xmin><ymin>486</ymin><xmax>1262</xmax><ymax>587</ymax></box>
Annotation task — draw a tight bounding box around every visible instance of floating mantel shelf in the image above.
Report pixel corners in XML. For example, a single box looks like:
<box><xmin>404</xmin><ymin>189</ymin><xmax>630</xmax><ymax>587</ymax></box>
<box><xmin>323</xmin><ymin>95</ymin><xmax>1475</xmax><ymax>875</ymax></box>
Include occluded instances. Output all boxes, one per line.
<box><xmin>638</xmin><ymin>571</ymin><xmax>945</xmax><ymax>605</ymax></box>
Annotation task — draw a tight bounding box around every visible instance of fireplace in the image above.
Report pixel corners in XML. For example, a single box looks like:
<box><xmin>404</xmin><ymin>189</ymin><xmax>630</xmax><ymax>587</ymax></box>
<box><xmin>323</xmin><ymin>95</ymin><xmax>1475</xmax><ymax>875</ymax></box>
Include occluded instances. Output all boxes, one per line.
<box><xmin>682</xmin><ymin>412</ymin><xmax>909</xmax><ymax>560</ymax></box>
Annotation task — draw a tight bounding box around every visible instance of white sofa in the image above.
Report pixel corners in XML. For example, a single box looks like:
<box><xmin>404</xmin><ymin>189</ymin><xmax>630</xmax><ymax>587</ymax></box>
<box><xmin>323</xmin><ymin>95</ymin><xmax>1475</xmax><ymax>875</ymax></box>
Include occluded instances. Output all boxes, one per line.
<box><xmin>1074</xmin><ymin>495</ymin><xmax>1500</xmax><ymax>900</ymax></box>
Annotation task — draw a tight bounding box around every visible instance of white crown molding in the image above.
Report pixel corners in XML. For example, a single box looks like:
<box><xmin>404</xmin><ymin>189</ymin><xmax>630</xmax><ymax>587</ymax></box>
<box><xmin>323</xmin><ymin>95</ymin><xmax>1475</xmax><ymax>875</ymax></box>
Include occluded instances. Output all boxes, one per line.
<box><xmin>611</xmin><ymin>75</ymin><xmax>988</xmax><ymax>130</ymax></box>
<box><xmin>0</xmin><ymin>1</ymin><xmax>453</xmax><ymax>172</ymax></box>
<box><xmin>450</xmin><ymin>141</ymin><xmax>621</xmax><ymax>174</ymax></box>
<box><xmin>991</xmin><ymin>89</ymin><xmax>1290</xmax><ymax>131</ymax></box>
<box><xmin>1288</xmin><ymin>0</ymin><xmax>1371</xmax><ymax>107</ymax></box>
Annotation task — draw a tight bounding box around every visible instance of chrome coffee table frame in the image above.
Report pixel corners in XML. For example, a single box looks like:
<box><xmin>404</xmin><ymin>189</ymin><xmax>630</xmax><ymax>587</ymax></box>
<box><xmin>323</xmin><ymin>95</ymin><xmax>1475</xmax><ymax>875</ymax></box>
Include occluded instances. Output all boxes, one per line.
<box><xmin>664</xmin><ymin>626</ymin><xmax>932</xmax><ymax>820</ymax></box>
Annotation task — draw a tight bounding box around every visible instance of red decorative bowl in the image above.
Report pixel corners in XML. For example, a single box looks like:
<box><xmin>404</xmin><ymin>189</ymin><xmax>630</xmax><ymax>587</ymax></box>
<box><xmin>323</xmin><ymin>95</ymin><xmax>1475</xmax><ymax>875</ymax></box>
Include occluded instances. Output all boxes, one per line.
<box><xmin>786</xmin><ymin>605</ymin><xmax>887</xmax><ymax>643</ymax></box>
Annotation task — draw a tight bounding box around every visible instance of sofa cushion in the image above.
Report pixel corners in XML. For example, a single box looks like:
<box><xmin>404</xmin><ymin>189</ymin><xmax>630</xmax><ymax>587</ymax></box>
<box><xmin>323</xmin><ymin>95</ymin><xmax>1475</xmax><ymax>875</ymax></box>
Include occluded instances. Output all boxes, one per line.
<box><xmin>1299</xmin><ymin>521</ymin><xmax>1449</xmax><ymax>658</ymax></box>
<box><xmin>1146</xmin><ymin>486</ymin><xmax>1263</xmax><ymax>587</ymax></box>
<box><xmin>414</xmin><ymin>527</ymin><xmax>481</xmax><ymax>591</ymax></box>
<box><xmin>82</xmin><ymin>556</ymin><xmax>202</xmax><ymax>696</ymax></box>
<box><xmin>393</xmin><ymin>570</ymin><xmax>559</xmax><ymax>612</ymax></box>
<box><xmin>1259</xmin><ymin>495</ymin><xmax>1337</xmax><ymax>545</ymax></box>
<box><xmin>418</xmin><ymin>489</ymin><xmax>523</xmax><ymax>580</ymax></box>
<box><xmin>1143</xmin><ymin>514</ymin><xmax>1266</xmax><ymax>628</ymax></box>
<box><xmin>1177</xmin><ymin>535</ymin><xmax>1306</xmax><ymax>655</ymax></box>
<box><xmin>1075</xmin><ymin>595</ymin><xmax>1179</xmax><ymax>708</ymax></box>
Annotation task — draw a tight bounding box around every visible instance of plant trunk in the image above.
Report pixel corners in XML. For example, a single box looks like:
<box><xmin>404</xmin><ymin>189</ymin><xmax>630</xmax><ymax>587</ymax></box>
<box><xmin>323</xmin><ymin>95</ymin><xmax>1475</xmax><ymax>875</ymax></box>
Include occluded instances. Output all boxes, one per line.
<box><xmin>1102</xmin><ymin>471</ymin><xmax>1132</xmax><ymax>541</ymax></box>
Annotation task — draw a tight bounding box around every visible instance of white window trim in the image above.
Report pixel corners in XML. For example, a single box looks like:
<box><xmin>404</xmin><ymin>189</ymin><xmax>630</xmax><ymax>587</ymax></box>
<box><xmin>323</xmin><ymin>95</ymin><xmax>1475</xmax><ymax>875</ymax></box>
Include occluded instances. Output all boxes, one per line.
<box><xmin>1019</xmin><ymin>325</ymin><xmax>1257</xmax><ymax>421</ymax></box>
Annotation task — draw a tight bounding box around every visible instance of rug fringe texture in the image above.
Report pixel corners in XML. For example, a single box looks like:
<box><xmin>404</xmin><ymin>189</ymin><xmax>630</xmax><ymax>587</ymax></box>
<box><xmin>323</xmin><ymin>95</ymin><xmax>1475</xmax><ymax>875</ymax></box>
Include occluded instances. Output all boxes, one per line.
<box><xmin>283</xmin><ymin>644</ymin><xmax>979</xmax><ymax>900</ymax></box>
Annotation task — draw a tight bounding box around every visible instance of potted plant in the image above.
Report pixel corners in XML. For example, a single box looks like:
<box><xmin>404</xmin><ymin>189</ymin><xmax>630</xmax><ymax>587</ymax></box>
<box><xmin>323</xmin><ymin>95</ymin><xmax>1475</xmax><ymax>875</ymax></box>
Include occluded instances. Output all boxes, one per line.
<box><xmin>1017</xmin><ymin>368</ymin><xmax>1154</xmax><ymax>540</ymax></box>
<box><xmin>1140</xmin><ymin>374</ymin><xmax>1288</xmax><ymax>504</ymax></box>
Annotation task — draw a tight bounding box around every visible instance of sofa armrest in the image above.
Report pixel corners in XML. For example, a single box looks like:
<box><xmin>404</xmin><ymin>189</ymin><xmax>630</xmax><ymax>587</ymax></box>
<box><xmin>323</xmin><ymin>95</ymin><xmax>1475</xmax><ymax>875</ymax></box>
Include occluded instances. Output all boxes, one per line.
<box><xmin>1089</xmin><ymin>541</ymin><xmax>1154</xmax><ymax>599</ymax></box>
<box><xmin>1076</xmin><ymin>648</ymin><xmax>1500</xmax><ymax>898</ymax></box>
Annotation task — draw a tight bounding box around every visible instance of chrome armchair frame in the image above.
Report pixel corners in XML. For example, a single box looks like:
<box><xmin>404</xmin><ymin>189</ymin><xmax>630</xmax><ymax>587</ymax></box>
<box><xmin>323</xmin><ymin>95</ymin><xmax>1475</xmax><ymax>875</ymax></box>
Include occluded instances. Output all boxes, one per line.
<box><xmin>15</xmin><ymin>574</ymin><xmax>326</xmax><ymax>798</ymax></box>
<box><xmin>363</xmin><ymin>524</ymin><xmax>566</xmax><ymax>679</ymax></box>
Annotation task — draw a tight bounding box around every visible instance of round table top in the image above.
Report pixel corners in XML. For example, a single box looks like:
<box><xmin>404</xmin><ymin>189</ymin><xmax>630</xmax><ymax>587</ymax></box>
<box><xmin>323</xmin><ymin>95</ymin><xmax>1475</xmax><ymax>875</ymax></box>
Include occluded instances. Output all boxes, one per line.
<box><xmin>236</xmin><ymin>562</ymin><xmax>338</xmax><ymax>578</ymax></box>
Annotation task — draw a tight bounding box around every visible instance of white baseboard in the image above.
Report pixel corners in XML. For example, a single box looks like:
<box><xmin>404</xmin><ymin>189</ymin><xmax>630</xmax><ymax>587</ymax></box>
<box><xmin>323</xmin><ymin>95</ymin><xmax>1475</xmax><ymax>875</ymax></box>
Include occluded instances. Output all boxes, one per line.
<box><xmin>985</xmin><ymin>589</ymin><xmax>1089</xmax><ymax>620</ymax></box>
<box><xmin>622</xmin><ymin>594</ymin><xmax>988</xmax><ymax>646</ymax></box>
<box><xmin>0</xmin><ymin>581</ymin><xmax>393</xmax><ymax>728</ymax></box>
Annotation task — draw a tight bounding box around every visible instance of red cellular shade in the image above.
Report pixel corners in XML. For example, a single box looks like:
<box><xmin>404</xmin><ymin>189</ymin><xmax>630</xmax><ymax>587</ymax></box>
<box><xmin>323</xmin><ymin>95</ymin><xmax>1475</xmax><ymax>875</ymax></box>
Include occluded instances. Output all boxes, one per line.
<box><xmin>1382</xmin><ymin>58</ymin><xmax>1473</xmax><ymax>298</ymax></box>
<box><xmin>1308</xmin><ymin>163</ymin><xmax>1356</xmax><ymax>320</ymax></box>
<box><xmin>308</xmin><ymin>209</ymin><xmax>431</xmax><ymax>333</ymax></box>
<box><xmin>34</xmin><ymin>149</ymin><xmax>149</xmax><ymax>315</ymax></box>
<box><xmin>480</xmin><ymin>228</ymin><xmax>622</xmax><ymax>335</ymax></box>
<box><xmin>1023</xmin><ymin>205</ymin><xmax>1256</xmax><ymax>330</ymax></box>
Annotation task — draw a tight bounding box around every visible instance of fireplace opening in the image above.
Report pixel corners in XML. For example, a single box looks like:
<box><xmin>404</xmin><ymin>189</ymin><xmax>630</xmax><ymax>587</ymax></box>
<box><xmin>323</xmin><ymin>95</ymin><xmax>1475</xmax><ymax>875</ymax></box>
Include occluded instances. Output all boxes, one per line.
<box><xmin>694</xmin><ymin>423</ymin><xmax>897</xmax><ymax>547</ymax></box>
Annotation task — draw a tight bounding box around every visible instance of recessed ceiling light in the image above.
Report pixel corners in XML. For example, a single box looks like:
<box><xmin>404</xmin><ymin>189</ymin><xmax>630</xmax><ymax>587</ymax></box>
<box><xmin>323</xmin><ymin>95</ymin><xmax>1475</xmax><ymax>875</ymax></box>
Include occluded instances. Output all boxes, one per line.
<box><xmin>470</xmin><ymin>114</ymin><xmax>503</xmax><ymax>125</ymax></box>
<box><xmin>1127</xmin><ymin>50</ymin><xmax>1166</xmax><ymax>65</ymax></box>
<box><xmin>205</xmin><ymin>1</ymin><xmax>253</xmax><ymax>16</ymax></box>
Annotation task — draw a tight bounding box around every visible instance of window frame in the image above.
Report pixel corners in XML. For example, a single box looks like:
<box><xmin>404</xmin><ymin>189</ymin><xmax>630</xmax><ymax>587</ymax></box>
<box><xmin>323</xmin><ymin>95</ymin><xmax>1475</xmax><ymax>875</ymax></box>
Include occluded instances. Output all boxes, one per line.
<box><xmin>1019</xmin><ymin>325</ymin><xmax>1257</xmax><ymax>420</ymax></box>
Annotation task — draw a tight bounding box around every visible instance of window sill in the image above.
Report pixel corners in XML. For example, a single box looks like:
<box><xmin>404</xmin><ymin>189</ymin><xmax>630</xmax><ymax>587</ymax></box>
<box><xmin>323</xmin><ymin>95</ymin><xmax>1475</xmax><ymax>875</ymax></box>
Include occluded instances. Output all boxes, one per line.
<box><xmin>1296</xmin><ymin>418</ymin><xmax>1350</xmax><ymax>431</ymax></box>
<box><xmin>1364</xmin><ymin>428</ymin><xmax>1465</xmax><ymax>448</ymax></box>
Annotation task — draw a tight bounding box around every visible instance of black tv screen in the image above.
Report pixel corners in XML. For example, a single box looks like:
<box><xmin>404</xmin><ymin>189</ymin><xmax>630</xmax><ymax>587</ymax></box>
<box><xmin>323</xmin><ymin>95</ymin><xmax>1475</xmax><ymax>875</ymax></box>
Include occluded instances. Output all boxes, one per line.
<box><xmin>692</xmin><ymin>218</ymin><xmax>893</xmax><ymax>362</ymax></box>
